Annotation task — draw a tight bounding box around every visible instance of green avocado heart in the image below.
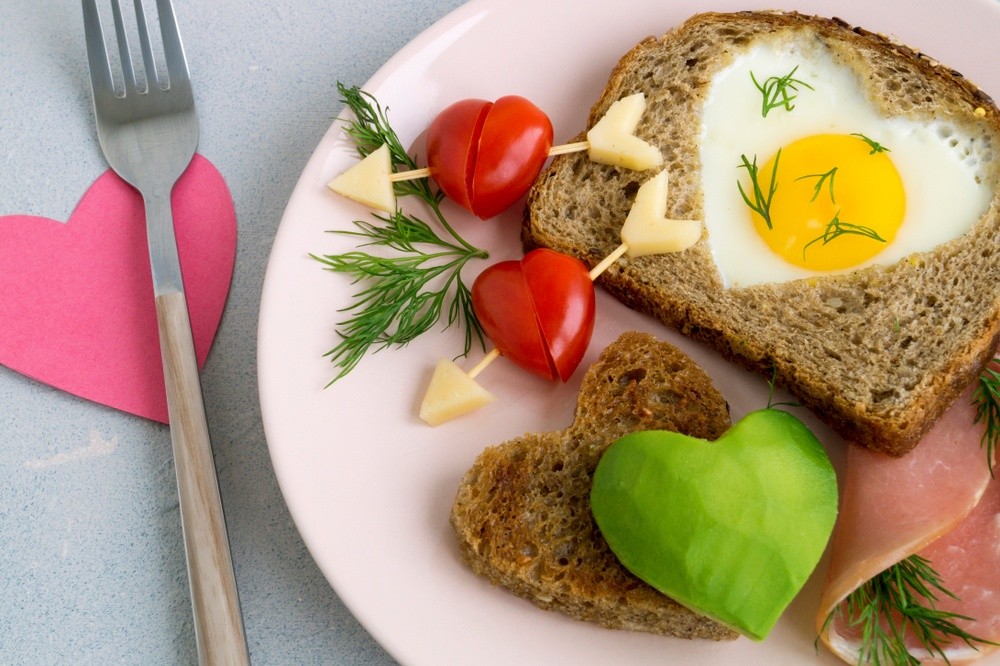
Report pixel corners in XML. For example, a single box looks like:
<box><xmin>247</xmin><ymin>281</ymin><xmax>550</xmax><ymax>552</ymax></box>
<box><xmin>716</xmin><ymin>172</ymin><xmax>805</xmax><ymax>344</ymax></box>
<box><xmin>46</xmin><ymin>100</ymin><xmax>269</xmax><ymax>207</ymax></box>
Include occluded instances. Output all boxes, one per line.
<box><xmin>590</xmin><ymin>408</ymin><xmax>838</xmax><ymax>640</ymax></box>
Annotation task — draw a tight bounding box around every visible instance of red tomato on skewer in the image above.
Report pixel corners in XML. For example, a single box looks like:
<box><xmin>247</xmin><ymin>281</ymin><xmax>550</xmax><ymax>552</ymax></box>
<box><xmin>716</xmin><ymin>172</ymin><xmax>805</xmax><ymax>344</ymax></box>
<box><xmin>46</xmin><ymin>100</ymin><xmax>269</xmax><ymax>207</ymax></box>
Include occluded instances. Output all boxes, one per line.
<box><xmin>472</xmin><ymin>249</ymin><xmax>595</xmax><ymax>381</ymax></box>
<box><xmin>426</xmin><ymin>96</ymin><xmax>554</xmax><ymax>219</ymax></box>
<box><xmin>471</xmin><ymin>259</ymin><xmax>552</xmax><ymax>379</ymax></box>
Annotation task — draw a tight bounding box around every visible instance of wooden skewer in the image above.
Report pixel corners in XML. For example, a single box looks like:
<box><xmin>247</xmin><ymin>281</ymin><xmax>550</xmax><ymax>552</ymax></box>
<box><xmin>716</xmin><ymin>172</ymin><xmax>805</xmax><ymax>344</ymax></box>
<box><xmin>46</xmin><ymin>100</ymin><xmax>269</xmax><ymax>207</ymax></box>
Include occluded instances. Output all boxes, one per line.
<box><xmin>467</xmin><ymin>240</ymin><xmax>629</xmax><ymax>380</ymax></box>
<box><xmin>547</xmin><ymin>140</ymin><xmax>590</xmax><ymax>157</ymax></box>
<box><xmin>389</xmin><ymin>167</ymin><xmax>430</xmax><ymax>182</ymax></box>
<box><xmin>467</xmin><ymin>348</ymin><xmax>501</xmax><ymax>379</ymax></box>
<box><xmin>588</xmin><ymin>243</ymin><xmax>629</xmax><ymax>281</ymax></box>
<box><xmin>388</xmin><ymin>141</ymin><xmax>591</xmax><ymax>183</ymax></box>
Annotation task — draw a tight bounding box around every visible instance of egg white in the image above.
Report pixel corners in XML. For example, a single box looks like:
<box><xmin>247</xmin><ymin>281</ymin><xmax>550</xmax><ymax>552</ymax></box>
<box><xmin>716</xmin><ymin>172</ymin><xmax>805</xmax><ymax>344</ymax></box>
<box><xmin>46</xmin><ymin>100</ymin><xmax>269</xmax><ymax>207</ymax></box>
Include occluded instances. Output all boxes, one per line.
<box><xmin>699</xmin><ymin>36</ymin><xmax>992</xmax><ymax>288</ymax></box>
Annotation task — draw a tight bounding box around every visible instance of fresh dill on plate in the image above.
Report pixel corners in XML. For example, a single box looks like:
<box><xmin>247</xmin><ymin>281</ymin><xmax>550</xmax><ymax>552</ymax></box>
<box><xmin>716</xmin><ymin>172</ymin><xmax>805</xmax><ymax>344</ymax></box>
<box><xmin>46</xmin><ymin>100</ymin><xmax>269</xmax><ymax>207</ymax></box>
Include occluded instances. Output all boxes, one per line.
<box><xmin>823</xmin><ymin>554</ymin><xmax>997</xmax><ymax>666</ymax></box>
<box><xmin>974</xmin><ymin>358</ymin><xmax>1000</xmax><ymax>475</ymax></box>
<box><xmin>312</xmin><ymin>83</ymin><xmax>487</xmax><ymax>383</ymax></box>
<box><xmin>750</xmin><ymin>65</ymin><xmax>814</xmax><ymax>118</ymax></box>
<box><xmin>802</xmin><ymin>211</ymin><xmax>886</xmax><ymax>258</ymax></box>
<box><xmin>852</xmin><ymin>132</ymin><xmax>892</xmax><ymax>155</ymax></box>
<box><xmin>737</xmin><ymin>150</ymin><xmax>780</xmax><ymax>230</ymax></box>
<box><xmin>796</xmin><ymin>166</ymin><xmax>838</xmax><ymax>204</ymax></box>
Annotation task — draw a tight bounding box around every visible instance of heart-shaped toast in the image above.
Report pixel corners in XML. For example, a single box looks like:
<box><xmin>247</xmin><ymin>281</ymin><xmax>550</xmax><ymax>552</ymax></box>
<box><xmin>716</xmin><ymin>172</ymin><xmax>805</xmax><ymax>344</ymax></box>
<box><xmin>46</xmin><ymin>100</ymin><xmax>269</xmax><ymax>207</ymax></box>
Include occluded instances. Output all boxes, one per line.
<box><xmin>449</xmin><ymin>331</ymin><xmax>738</xmax><ymax>639</ymax></box>
<box><xmin>591</xmin><ymin>410</ymin><xmax>838</xmax><ymax>640</ymax></box>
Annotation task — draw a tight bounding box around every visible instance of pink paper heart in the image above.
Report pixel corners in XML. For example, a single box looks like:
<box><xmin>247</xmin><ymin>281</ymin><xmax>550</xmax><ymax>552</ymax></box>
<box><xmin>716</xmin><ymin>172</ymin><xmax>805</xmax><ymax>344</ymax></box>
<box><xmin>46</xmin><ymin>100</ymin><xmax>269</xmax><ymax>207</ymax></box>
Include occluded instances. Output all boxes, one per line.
<box><xmin>0</xmin><ymin>153</ymin><xmax>236</xmax><ymax>423</ymax></box>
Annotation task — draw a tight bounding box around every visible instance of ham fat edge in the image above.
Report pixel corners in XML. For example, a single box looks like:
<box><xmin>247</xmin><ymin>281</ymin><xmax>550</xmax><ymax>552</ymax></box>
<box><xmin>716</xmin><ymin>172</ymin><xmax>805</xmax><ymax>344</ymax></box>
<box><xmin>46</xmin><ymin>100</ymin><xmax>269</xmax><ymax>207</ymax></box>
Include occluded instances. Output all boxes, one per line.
<box><xmin>816</xmin><ymin>381</ymin><xmax>1000</xmax><ymax>665</ymax></box>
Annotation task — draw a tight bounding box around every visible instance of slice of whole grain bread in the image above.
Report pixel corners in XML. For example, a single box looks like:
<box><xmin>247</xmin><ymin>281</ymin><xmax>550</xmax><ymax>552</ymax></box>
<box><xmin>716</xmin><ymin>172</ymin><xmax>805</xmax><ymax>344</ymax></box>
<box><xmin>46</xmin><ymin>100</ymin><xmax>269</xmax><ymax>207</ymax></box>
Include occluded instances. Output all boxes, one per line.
<box><xmin>523</xmin><ymin>11</ymin><xmax>1000</xmax><ymax>457</ymax></box>
<box><xmin>450</xmin><ymin>331</ymin><xmax>738</xmax><ymax>640</ymax></box>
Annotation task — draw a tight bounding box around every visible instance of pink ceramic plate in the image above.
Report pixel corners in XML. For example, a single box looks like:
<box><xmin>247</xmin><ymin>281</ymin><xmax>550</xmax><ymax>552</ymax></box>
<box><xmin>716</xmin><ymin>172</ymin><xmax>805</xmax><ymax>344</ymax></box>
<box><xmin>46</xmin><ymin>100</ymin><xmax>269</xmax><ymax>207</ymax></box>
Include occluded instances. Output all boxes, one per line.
<box><xmin>258</xmin><ymin>0</ymin><xmax>1000</xmax><ymax>663</ymax></box>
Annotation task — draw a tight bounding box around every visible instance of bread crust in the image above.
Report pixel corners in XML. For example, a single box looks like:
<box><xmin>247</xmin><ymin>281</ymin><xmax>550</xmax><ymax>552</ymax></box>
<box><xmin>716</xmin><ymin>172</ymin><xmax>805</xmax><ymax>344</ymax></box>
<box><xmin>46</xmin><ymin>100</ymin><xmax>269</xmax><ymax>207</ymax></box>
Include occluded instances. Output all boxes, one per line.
<box><xmin>524</xmin><ymin>11</ymin><xmax>1000</xmax><ymax>457</ymax></box>
<box><xmin>450</xmin><ymin>331</ymin><xmax>738</xmax><ymax>640</ymax></box>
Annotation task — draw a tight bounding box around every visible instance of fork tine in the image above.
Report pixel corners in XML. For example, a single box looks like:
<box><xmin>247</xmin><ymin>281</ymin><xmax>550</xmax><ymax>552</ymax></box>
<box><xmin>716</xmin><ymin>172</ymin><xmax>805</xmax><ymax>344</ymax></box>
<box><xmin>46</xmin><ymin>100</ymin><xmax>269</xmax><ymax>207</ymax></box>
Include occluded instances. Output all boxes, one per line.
<box><xmin>156</xmin><ymin>0</ymin><xmax>190</xmax><ymax>87</ymax></box>
<box><xmin>132</xmin><ymin>0</ymin><xmax>159</xmax><ymax>90</ymax></box>
<box><xmin>109</xmin><ymin>0</ymin><xmax>137</xmax><ymax>93</ymax></box>
<box><xmin>82</xmin><ymin>0</ymin><xmax>115</xmax><ymax>96</ymax></box>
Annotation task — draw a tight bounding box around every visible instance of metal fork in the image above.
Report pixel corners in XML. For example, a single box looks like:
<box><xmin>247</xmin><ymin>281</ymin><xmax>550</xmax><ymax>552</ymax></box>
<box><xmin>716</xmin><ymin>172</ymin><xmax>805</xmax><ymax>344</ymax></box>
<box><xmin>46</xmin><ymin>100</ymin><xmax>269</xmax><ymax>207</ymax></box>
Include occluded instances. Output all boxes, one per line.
<box><xmin>82</xmin><ymin>1</ymin><xmax>249</xmax><ymax>663</ymax></box>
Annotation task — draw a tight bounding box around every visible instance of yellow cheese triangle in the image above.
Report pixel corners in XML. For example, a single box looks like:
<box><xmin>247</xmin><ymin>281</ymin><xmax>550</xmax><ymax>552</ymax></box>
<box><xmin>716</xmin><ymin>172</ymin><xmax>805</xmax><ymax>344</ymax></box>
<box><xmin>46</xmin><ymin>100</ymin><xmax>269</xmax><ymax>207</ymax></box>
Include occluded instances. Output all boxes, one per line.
<box><xmin>621</xmin><ymin>171</ymin><xmax>702</xmax><ymax>257</ymax></box>
<box><xmin>327</xmin><ymin>143</ymin><xmax>395</xmax><ymax>212</ymax></box>
<box><xmin>419</xmin><ymin>358</ymin><xmax>495</xmax><ymax>426</ymax></box>
<box><xmin>587</xmin><ymin>92</ymin><xmax>663</xmax><ymax>171</ymax></box>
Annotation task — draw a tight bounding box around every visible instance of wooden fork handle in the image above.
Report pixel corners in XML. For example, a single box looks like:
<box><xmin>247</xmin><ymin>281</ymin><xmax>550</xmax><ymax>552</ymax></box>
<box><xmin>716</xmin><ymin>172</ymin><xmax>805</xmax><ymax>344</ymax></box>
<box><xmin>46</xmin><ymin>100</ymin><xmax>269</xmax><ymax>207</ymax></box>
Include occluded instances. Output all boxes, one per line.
<box><xmin>157</xmin><ymin>291</ymin><xmax>250</xmax><ymax>666</ymax></box>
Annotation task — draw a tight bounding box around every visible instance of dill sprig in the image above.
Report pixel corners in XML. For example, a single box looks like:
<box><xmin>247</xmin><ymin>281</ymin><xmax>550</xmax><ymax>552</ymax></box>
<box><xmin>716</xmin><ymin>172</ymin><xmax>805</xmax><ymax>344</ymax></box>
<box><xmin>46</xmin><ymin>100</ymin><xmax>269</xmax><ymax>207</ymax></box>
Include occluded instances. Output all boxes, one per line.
<box><xmin>751</xmin><ymin>65</ymin><xmax>815</xmax><ymax>117</ymax></box>
<box><xmin>852</xmin><ymin>133</ymin><xmax>892</xmax><ymax>155</ymax></box>
<box><xmin>737</xmin><ymin>151</ymin><xmax>780</xmax><ymax>229</ymax></box>
<box><xmin>825</xmin><ymin>554</ymin><xmax>997</xmax><ymax>665</ymax></box>
<box><xmin>797</xmin><ymin>167</ymin><xmax>838</xmax><ymax>203</ymax></box>
<box><xmin>315</xmin><ymin>83</ymin><xmax>488</xmax><ymax>383</ymax></box>
<box><xmin>973</xmin><ymin>358</ymin><xmax>1000</xmax><ymax>476</ymax></box>
<box><xmin>312</xmin><ymin>211</ymin><xmax>484</xmax><ymax>382</ymax></box>
<box><xmin>802</xmin><ymin>211</ymin><xmax>886</xmax><ymax>258</ymax></box>
<box><xmin>337</xmin><ymin>84</ymin><xmax>426</xmax><ymax>197</ymax></box>
<box><xmin>765</xmin><ymin>366</ymin><xmax>802</xmax><ymax>409</ymax></box>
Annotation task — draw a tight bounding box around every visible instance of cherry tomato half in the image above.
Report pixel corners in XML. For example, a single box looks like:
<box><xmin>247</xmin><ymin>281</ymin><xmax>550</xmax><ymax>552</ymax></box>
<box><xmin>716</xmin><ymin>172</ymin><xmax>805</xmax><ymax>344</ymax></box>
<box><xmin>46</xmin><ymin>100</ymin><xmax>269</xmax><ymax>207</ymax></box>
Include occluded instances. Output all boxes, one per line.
<box><xmin>472</xmin><ymin>248</ymin><xmax>595</xmax><ymax>381</ymax></box>
<box><xmin>426</xmin><ymin>96</ymin><xmax>553</xmax><ymax>220</ymax></box>
<box><xmin>471</xmin><ymin>258</ymin><xmax>553</xmax><ymax>379</ymax></box>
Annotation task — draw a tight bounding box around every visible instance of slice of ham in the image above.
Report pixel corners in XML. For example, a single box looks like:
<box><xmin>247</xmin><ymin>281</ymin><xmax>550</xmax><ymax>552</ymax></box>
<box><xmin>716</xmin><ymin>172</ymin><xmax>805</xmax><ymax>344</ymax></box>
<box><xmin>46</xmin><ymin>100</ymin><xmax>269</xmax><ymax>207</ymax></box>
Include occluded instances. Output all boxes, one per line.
<box><xmin>913</xmin><ymin>476</ymin><xmax>1000</xmax><ymax>663</ymax></box>
<box><xmin>817</xmin><ymin>383</ymin><xmax>1000</xmax><ymax>664</ymax></box>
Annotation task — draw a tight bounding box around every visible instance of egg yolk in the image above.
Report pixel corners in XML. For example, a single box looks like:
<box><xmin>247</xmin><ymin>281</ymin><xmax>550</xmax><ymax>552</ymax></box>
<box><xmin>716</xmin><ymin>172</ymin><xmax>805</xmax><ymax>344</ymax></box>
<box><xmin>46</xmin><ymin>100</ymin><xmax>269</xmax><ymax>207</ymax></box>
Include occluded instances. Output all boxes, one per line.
<box><xmin>747</xmin><ymin>133</ymin><xmax>905</xmax><ymax>271</ymax></box>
